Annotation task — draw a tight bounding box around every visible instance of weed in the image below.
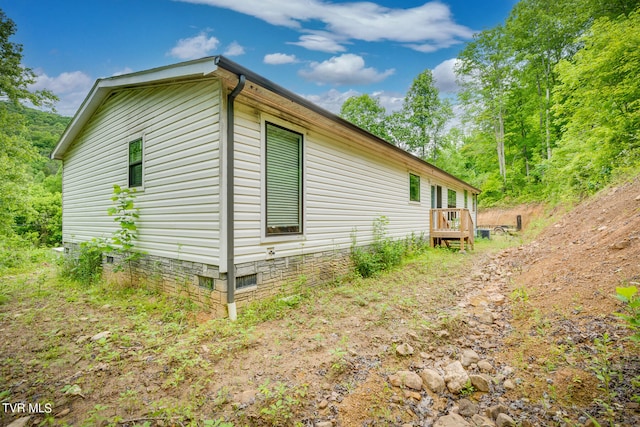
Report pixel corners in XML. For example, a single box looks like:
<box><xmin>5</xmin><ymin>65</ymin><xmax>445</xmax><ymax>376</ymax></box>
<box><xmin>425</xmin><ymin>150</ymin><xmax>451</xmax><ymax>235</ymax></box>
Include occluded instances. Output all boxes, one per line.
<box><xmin>589</xmin><ymin>334</ymin><xmax>622</xmax><ymax>426</ymax></box>
<box><xmin>82</xmin><ymin>404</ymin><xmax>109</xmax><ymax>427</ymax></box>
<box><xmin>329</xmin><ymin>346</ymin><xmax>349</xmax><ymax>374</ymax></box>
<box><xmin>351</xmin><ymin>216</ymin><xmax>428</xmax><ymax>278</ymax></box>
<box><xmin>58</xmin><ymin>238</ymin><xmax>106</xmax><ymax>285</ymax></box>
<box><xmin>256</xmin><ymin>379</ymin><xmax>308</xmax><ymax>426</ymax></box>
<box><xmin>107</xmin><ymin>184</ymin><xmax>143</xmax><ymax>287</ymax></box>
<box><xmin>615</xmin><ymin>285</ymin><xmax>640</xmax><ymax>342</ymax></box>
<box><xmin>459</xmin><ymin>380</ymin><xmax>476</xmax><ymax>397</ymax></box>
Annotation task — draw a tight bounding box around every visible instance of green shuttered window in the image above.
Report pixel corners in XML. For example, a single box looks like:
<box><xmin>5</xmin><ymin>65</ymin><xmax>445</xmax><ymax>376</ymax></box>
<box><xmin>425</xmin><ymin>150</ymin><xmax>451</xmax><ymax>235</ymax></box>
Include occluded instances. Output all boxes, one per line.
<box><xmin>128</xmin><ymin>138</ymin><xmax>143</xmax><ymax>187</ymax></box>
<box><xmin>266</xmin><ymin>122</ymin><xmax>302</xmax><ymax>235</ymax></box>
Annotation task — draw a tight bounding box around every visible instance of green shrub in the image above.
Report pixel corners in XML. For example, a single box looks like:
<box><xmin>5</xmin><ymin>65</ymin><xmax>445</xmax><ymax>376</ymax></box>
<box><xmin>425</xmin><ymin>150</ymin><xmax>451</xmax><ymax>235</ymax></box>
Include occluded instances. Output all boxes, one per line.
<box><xmin>615</xmin><ymin>286</ymin><xmax>640</xmax><ymax>342</ymax></box>
<box><xmin>351</xmin><ymin>217</ymin><xmax>428</xmax><ymax>278</ymax></box>
<box><xmin>59</xmin><ymin>239</ymin><xmax>106</xmax><ymax>285</ymax></box>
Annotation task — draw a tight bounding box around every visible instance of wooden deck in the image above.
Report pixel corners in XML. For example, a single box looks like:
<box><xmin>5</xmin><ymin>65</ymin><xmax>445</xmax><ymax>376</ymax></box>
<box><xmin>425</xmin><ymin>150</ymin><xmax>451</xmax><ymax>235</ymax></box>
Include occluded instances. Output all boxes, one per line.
<box><xmin>430</xmin><ymin>208</ymin><xmax>475</xmax><ymax>250</ymax></box>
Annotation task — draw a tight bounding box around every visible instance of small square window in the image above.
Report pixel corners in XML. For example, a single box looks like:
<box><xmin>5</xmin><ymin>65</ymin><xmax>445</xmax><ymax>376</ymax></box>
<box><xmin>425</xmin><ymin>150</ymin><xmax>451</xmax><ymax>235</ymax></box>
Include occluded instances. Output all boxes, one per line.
<box><xmin>198</xmin><ymin>276</ymin><xmax>214</xmax><ymax>290</ymax></box>
<box><xmin>409</xmin><ymin>174</ymin><xmax>420</xmax><ymax>202</ymax></box>
<box><xmin>236</xmin><ymin>274</ymin><xmax>257</xmax><ymax>289</ymax></box>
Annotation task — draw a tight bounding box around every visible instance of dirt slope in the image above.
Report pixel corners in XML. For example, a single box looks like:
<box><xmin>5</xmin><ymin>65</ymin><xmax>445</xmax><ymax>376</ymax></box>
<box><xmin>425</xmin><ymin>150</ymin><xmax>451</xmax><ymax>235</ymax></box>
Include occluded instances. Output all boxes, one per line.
<box><xmin>509</xmin><ymin>178</ymin><xmax>640</xmax><ymax>319</ymax></box>
<box><xmin>494</xmin><ymin>177</ymin><xmax>640</xmax><ymax>423</ymax></box>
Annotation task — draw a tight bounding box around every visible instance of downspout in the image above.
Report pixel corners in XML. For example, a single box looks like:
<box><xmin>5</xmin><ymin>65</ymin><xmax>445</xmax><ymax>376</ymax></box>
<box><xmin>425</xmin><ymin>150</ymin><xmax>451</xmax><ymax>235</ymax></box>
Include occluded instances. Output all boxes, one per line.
<box><xmin>225</xmin><ymin>74</ymin><xmax>246</xmax><ymax>321</ymax></box>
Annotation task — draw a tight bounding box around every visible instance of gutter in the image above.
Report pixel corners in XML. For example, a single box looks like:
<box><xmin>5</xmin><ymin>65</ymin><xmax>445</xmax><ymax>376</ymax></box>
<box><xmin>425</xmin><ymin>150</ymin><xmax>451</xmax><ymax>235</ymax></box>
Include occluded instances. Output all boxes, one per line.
<box><xmin>214</xmin><ymin>56</ymin><xmax>480</xmax><ymax>194</ymax></box>
<box><xmin>224</xmin><ymin>72</ymin><xmax>246</xmax><ymax>321</ymax></box>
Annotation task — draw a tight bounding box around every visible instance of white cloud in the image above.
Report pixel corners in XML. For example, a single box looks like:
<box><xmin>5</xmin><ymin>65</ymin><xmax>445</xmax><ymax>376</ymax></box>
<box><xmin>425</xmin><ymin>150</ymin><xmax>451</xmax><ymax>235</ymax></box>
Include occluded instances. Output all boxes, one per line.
<box><xmin>302</xmin><ymin>88</ymin><xmax>359</xmax><ymax>113</ymax></box>
<box><xmin>224</xmin><ymin>41</ymin><xmax>245</xmax><ymax>56</ymax></box>
<box><xmin>299</xmin><ymin>54</ymin><xmax>394</xmax><ymax>85</ymax></box>
<box><xmin>371</xmin><ymin>90</ymin><xmax>404</xmax><ymax>113</ymax></box>
<box><xmin>168</xmin><ymin>32</ymin><xmax>220</xmax><ymax>59</ymax></box>
<box><xmin>264</xmin><ymin>53</ymin><xmax>298</xmax><ymax>65</ymax></box>
<box><xmin>29</xmin><ymin>71</ymin><xmax>93</xmax><ymax>116</ymax></box>
<box><xmin>289</xmin><ymin>33</ymin><xmax>346</xmax><ymax>53</ymax></box>
<box><xmin>432</xmin><ymin>58</ymin><xmax>460</xmax><ymax>93</ymax></box>
<box><xmin>178</xmin><ymin>0</ymin><xmax>473</xmax><ymax>53</ymax></box>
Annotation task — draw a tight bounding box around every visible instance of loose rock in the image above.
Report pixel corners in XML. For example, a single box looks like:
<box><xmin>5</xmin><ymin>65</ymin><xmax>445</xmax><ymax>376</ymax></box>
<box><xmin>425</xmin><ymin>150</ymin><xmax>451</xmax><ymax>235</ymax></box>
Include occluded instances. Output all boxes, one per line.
<box><xmin>477</xmin><ymin>360</ymin><xmax>494</xmax><ymax>373</ymax></box>
<box><xmin>486</xmin><ymin>404</ymin><xmax>509</xmax><ymax>421</ymax></box>
<box><xmin>461</xmin><ymin>349</ymin><xmax>480</xmax><ymax>367</ymax></box>
<box><xmin>472</xmin><ymin>414</ymin><xmax>496</xmax><ymax>427</ymax></box>
<box><xmin>503</xmin><ymin>379</ymin><xmax>515</xmax><ymax>390</ymax></box>
<box><xmin>458</xmin><ymin>398</ymin><xmax>479</xmax><ymax>417</ymax></box>
<box><xmin>6</xmin><ymin>417</ymin><xmax>31</xmax><ymax>427</ymax></box>
<box><xmin>470</xmin><ymin>374</ymin><xmax>491</xmax><ymax>392</ymax></box>
<box><xmin>90</xmin><ymin>331</ymin><xmax>111</xmax><ymax>342</ymax></box>
<box><xmin>396</xmin><ymin>342</ymin><xmax>414</xmax><ymax>356</ymax></box>
<box><xmin>495</xmin><ymin>413</ymin><xmax>516</xmax><ymax>427</ymax></box>
<box><xmin>390</xmin><ymin>370</ymin><xmax>423</xmax><ymax>390</ymax></box>
<box><xmin>420</xmin><ymin>368</ymin><xmax>445</xmax><ymax>393</ymax></box>
<box><xmin>444</xmin><ymin>361</ymin><xmax>470</xmax><ymax>394</ymax></box>
<box><xmin>434</xmin><ymin>413</ymin><xmax>472</xmax><ymax>427</ymax></box>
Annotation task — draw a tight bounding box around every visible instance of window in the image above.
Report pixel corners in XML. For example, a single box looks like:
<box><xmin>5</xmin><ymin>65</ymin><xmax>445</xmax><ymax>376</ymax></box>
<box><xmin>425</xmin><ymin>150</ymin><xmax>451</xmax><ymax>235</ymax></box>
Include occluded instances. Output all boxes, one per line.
<box><xmin>447</xmin><ymin>189</ymin><xmax>456</xmax><ymax>208</ymax></box>
<box><xmin>198</xmin><ymin>275</ymin><xmax>214</xmax><ymax>290</ymax></box>
<box><xmin>128</xmin><ymin>138</ymin><xmax>143</xmax><ymax>187</ymax></box>
<box><xmin>266</xmin><ymin>122</ymin><xmax>302</xmax><ymax>235</ymax></box>
<box><xmin>431</xmin><ymin>185</ymin><xmax>436</xmax><ymax>209</ymax></box>
<box><xmin>409</xmin><ymin>173</ymin><xmax>420</xmax><ymax>202</ymax></box>
<box><xmin>236</xmin><ymin>274</ymin><xmax>257</xmax><ymax>289</ymax></box>
<box><xmin>464</xmin><ymin>190</ymin><xmax>468</xmax><ymax>209</ymax></box>
<box><xmin>436</xmin><ymin>185</ymin><xmax>443</xmax><ymax>208</ymax></box>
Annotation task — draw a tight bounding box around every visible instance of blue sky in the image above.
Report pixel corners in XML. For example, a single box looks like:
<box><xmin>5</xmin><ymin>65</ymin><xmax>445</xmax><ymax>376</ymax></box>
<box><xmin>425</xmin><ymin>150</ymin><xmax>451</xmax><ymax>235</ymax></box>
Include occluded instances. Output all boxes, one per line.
<box><xmin>2</xmin><ymin>0</ymin><xmax>517</xmax><ymax>116</ymax></box>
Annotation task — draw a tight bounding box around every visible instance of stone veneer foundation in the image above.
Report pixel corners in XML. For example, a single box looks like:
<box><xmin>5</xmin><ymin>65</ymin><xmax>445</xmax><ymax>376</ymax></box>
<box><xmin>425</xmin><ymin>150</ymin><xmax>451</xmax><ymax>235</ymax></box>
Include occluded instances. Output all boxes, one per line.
<box><xmin>64</xmin><ymin>243</ymin><xmax>352</xmax><ymax>318</ymax></box>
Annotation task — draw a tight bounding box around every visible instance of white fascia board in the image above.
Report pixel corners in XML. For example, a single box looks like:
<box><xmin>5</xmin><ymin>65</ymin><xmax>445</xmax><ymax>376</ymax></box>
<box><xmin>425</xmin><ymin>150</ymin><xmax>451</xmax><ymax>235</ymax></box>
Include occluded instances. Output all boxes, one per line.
<box><xmin>51</xmin><ymin>58</ymin><xmax>219</xmax><ymax>160</ymax></box>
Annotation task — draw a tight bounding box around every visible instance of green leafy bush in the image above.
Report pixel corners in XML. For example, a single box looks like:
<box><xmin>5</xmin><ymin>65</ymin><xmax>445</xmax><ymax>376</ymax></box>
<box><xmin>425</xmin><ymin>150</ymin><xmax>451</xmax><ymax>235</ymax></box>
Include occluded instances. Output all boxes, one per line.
<box><xmin>59</xmin><ymin>238</ymin><xmax>106</xmax><ymax>285</ymax></box>
<box><xmin>107</xmin><ymin>184</ymin><xmax>142</xmax><ymax>286</ymax></box>
<box><xmin>351</xmin><ymin>216</ymin><xmax>428</xmax><ymax>278</ymax></box>
<box><xmin>615</xmin><ymin>285</ymin><xmax>640</xmax><ymax>342</ymax></box>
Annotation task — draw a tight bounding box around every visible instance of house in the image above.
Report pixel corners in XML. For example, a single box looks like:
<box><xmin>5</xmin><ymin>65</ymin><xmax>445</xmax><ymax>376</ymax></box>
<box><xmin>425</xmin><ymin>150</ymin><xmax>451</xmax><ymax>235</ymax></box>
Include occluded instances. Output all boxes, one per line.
<box><xmin>52</xmin><ymin>56</ymin><xmax>480</xmax><ymax>318</ymax></box>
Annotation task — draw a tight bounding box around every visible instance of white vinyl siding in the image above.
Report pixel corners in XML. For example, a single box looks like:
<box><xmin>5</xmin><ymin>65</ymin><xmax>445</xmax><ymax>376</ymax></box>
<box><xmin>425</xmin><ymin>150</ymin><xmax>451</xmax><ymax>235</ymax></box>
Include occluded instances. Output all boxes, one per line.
<box><xmin>62</xmin><ymin>79</ymin><xmax>222</xmax><ymax>265</ymax></box>
<box><xmin>232</xmin><ymin>104</ymin><xmax>432</xmax><ymax>264</ymax></box>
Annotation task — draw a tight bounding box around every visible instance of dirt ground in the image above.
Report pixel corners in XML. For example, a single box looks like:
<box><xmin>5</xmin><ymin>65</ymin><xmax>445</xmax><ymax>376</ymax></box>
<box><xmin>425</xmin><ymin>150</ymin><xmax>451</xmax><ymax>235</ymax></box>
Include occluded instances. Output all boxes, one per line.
<box><xmin>1</xmin><ymin>178</ymin><xmax>639</xmax><ymax>426</ymax></box>
<box><xmin>477</xmin><ymin>204</ymin><xmax>548</xmax><ymax>231</ymax></box>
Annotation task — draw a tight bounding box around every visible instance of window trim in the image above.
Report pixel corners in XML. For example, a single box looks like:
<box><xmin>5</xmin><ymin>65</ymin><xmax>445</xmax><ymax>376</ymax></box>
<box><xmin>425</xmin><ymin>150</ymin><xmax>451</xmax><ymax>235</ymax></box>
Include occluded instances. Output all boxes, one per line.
<box><xmin>409</xmin><ymin>173</ymin><xmax>420</xmax><ymax>203</ymax></box>
<box><xmin>127</xmin><ymin>135</ymin><xmax>144</xmax><ymax>189</ymax></box>
<box><xmin>260</xmin><ymin>116</ymin><xmax>306</xmax><ymax>243</ymax></box>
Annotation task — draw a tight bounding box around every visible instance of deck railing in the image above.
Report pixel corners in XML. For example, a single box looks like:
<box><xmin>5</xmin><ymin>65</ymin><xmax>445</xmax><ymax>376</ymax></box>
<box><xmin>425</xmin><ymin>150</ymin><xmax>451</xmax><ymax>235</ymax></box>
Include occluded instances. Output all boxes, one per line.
<box><xmin>429</xmin><ymin>208</ymin><xmax>475</xmax><ymax>250</ymax></box>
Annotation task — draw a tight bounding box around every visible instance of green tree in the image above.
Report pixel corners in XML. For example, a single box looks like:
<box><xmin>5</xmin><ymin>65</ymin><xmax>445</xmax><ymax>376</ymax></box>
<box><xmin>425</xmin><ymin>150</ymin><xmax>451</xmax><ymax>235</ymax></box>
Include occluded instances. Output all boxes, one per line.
<box><xmin>457</xmin><ymin>25</ymin><xmax>513</xmax><ymax>186</ymax></box>
<box><xmin>0</xmin><ymin>9</ymin><xmax>59</xmax><ymax>254</ymax></box>
<box><xmin>339</xmin><ymin>94</ymin><xmax>388</xmax><ymax>140</ymax></box>
<box><xmin>506</xmin><ymin>0</ymin><xmax>588</xmax><ymax>161</ymax></box>
<box><xmin>402</xmin><ymin>70</ymin><xmax>453</xmax><ymax>161</ymax></box>
<box><xmin>0</xmin><ymin>9</ymin><xmax>54</xmax><ymax>106</ymax></box>
<box><xmin>549</xmin><ymin>10</ymin><xmax>640</xmax><ymax>196</ymax></box>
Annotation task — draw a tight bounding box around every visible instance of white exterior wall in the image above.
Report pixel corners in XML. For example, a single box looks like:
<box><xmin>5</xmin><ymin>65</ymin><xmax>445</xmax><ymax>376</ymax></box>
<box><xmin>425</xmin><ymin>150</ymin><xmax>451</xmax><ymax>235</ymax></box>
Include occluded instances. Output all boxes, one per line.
<box><xmin>62</xmin><ymin>80</ymin><xmax>222</xmax><ymax>265</ymax></box>
<box><xmin>232</xmin><ymin>105</ymin><xmax>435</xmax><ymax>264</ymax></box>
